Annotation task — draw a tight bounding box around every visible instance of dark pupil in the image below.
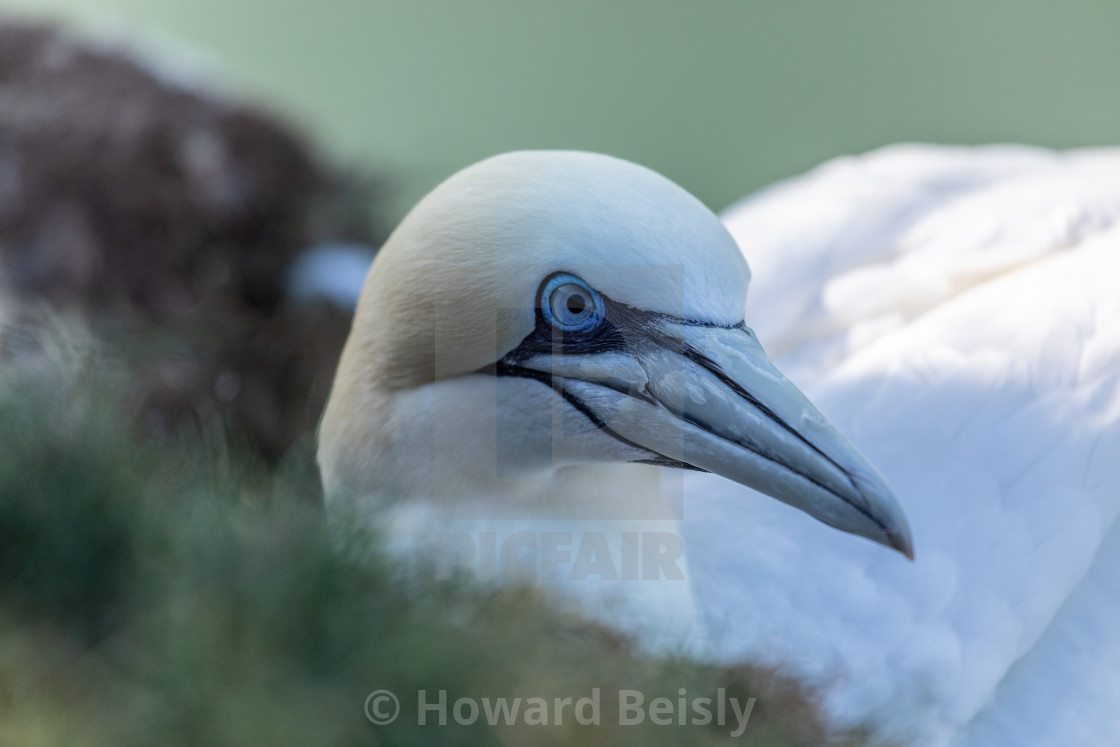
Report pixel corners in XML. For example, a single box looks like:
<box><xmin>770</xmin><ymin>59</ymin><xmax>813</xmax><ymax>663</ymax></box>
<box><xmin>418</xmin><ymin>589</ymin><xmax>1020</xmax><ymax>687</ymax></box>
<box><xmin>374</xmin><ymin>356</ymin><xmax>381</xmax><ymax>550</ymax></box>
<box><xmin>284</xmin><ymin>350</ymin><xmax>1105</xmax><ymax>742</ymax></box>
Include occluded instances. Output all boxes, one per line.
<box><xmin>566</xmin><ymin>294</ymin><xmax>586</xmax><ymax>315</ymax></box>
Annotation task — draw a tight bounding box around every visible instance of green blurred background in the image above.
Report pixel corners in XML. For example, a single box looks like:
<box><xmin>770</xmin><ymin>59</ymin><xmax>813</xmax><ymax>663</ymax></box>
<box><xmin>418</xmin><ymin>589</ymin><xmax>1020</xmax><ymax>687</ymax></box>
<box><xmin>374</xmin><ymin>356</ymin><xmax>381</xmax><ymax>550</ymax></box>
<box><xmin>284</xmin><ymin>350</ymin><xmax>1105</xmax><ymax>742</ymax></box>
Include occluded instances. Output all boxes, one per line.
<box><xmin>3</xmin><ymin>0</ymin><xmax>1118</xmax><ymax>223</ymax></box>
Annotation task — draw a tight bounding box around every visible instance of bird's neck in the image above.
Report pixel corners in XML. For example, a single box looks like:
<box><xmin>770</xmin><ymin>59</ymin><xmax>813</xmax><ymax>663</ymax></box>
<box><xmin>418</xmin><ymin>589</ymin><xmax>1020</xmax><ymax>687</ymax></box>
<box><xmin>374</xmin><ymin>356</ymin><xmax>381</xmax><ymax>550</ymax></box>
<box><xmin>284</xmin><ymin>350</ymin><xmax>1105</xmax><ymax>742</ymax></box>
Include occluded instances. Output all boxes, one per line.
<box><xmin>334</xmin><ymin>460</ymin><xmax>679</xmax><ymax>538</ymax></box>
<box><xmin>329</xmin><ymin>462</ymin><xmax>702</xmax><ymax>649</ymax></box>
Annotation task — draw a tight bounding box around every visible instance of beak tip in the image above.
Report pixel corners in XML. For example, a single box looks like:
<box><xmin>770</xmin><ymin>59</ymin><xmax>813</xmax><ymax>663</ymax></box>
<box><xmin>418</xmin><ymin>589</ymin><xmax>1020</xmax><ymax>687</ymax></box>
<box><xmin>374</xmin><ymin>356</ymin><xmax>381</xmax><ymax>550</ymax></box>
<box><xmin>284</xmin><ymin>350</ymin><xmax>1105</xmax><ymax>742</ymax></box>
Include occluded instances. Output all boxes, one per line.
<box><xmin>851</xmin><ymin>473</ymin><xmax>915</xmax><ymax>561</ymax></box>
<box><xmin>886</xmin><ymin>522</ymin><xmax>916</xmax><ymax>561</ymax></box>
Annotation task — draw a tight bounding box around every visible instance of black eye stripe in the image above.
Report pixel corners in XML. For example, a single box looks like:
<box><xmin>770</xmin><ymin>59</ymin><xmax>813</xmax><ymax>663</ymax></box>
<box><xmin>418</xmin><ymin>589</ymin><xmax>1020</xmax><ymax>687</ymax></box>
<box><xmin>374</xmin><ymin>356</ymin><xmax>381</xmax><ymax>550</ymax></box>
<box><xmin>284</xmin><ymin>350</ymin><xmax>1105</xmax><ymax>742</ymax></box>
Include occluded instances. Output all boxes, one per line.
<box><xmin>501</xmin><ymin>271</ymin><xmax>751</xmax><ymax>364</ymax></box>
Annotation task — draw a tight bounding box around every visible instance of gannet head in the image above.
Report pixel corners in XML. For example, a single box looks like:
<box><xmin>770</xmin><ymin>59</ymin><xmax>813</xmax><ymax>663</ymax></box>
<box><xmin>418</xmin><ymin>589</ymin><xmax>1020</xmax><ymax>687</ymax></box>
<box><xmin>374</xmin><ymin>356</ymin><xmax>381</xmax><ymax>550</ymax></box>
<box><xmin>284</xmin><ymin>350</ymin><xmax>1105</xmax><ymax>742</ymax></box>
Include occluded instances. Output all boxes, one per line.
<box><xmin>318</xmin><ymin>151</ymin><xmax>913</xmax><ymax>558</ymax></box>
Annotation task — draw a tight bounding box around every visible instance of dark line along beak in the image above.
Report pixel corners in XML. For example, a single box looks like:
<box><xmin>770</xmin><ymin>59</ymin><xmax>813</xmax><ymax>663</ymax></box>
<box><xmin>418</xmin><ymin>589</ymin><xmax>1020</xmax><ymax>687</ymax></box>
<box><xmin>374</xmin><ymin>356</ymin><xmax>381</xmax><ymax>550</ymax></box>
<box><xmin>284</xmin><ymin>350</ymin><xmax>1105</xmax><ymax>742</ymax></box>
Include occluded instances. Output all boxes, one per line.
<box><xmin>504</xmin><ymin>319</ymin><xmax>914</xmax><ymax>560</ymax></box>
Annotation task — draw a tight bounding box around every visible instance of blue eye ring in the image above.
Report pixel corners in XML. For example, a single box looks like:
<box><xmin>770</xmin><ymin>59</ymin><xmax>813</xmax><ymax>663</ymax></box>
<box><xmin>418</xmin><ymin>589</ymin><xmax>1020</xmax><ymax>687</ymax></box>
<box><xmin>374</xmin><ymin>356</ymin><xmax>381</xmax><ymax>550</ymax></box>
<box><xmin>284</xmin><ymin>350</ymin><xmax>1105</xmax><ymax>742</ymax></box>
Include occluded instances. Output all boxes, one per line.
<box><xmin>539</xmin><ymin>273</ymin><xmax>604</xmax><ymax>333</ymax></box>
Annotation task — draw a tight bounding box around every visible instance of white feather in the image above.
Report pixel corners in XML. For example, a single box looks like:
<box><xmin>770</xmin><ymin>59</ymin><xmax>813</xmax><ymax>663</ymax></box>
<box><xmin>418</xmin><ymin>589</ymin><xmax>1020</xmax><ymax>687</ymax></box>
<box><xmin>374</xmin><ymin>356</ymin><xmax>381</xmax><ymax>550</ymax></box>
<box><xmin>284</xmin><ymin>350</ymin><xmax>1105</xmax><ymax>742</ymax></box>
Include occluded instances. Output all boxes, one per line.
<box><xmin>705</xmin><ymin>143</ymin><xmax>1120</xmax><ymax>745</ymax></box>
<box><xmin>321</xmin><ymin>145</ymin><xmax>1120</xmax><ymax>745</ymax></box>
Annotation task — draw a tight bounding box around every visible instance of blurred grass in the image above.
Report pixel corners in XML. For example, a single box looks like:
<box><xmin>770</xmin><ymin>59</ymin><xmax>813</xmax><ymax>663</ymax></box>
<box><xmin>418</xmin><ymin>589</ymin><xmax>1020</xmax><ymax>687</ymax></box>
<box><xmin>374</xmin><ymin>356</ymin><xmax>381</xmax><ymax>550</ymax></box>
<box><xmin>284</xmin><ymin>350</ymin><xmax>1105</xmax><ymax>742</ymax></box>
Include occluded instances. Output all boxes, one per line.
<box><xmin>0</xmin><ymin>363</ymin><xmax>857</xmax><ymax>746</ymax></box>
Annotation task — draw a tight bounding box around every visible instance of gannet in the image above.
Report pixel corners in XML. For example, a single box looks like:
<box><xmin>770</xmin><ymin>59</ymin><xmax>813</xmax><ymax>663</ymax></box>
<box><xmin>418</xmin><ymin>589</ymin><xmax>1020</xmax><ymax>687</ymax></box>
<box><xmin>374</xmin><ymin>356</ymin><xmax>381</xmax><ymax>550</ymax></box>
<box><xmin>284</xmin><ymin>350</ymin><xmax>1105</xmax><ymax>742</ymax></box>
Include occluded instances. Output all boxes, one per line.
<box><xmin>318</xmin><ymin>151</ymin><xmax>912</xmax><ymax>642</ymax></box>
<box><xmin>703</xmin><ymin>144</ymin><xmax>1120</xmax><ymax>746</ymax></box>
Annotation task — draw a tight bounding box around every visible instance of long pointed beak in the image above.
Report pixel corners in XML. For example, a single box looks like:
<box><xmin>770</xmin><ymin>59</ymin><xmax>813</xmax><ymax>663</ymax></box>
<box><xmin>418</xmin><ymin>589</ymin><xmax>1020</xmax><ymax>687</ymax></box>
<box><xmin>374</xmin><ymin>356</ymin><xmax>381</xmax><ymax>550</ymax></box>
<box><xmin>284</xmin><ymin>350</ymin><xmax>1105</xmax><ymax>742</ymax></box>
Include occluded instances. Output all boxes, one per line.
<box><xmin>510</xmin><ymin>321</ymin><xmax>914</xmax><ymax>559</ymax></box>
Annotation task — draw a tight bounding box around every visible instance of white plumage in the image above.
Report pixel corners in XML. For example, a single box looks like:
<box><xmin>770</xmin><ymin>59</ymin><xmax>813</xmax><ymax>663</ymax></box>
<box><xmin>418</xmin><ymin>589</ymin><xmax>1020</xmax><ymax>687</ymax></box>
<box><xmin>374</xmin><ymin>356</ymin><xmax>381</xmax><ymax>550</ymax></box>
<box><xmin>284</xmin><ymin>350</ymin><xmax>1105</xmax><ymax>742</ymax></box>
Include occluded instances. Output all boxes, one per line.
<box><xmin>318</xmin><ymin>145</ymin><xmax>1120</xmax><ymax>746</ymax></box>
<box><xmin>700</xmin><ymin>143</ymin><xmax>1120</xmax><ymax>745</ymax></box>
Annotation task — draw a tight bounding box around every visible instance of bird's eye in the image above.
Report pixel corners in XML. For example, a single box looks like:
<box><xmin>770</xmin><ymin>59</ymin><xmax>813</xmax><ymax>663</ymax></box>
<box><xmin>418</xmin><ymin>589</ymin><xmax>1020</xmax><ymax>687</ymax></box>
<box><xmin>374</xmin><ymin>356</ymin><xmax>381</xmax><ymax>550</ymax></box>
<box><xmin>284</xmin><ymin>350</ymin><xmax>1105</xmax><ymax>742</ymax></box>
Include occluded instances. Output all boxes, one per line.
<box><xmin>540</xmin><ymin>273</ymin><xmax>604</xmax><ymax>333</ymax></box>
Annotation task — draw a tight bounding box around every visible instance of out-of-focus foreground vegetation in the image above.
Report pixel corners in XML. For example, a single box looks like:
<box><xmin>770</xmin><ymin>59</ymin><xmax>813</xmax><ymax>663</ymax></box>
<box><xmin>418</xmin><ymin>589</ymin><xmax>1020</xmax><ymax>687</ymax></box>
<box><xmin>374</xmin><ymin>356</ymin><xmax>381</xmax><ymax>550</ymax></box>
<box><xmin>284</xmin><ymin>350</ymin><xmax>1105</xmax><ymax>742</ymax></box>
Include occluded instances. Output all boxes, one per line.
<box><xmin>0</xmin><ymin>365</ymin><xmax>850</xmax><ymax>746</ymax></box>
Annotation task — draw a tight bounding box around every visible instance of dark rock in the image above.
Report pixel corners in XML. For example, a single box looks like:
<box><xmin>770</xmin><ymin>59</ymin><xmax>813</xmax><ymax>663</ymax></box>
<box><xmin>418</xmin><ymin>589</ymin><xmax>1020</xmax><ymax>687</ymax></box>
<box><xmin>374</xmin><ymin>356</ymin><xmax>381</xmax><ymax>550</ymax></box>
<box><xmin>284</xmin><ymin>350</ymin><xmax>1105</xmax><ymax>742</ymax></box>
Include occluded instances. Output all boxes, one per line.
<box><xmin>0</xmin><ymin>19</ymin><xmax>382</xmax><ymax>461</ymax></box>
